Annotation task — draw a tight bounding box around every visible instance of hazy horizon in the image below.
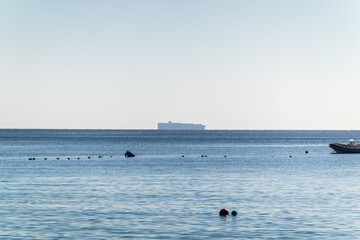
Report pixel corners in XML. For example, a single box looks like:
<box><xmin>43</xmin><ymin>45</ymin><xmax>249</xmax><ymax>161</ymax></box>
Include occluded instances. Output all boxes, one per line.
<box><xmin>1</xmin><ymin>0</ymin><xmax>359</xmax><ymax>130</ymax></box>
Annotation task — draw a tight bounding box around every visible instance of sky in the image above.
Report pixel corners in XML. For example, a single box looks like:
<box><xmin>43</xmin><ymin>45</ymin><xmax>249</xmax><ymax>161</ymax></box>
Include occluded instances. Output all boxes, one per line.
<box><xmin>1</xmin><ymin>0</ymin><xmax>360</xmax><ymax>130</ymax></box>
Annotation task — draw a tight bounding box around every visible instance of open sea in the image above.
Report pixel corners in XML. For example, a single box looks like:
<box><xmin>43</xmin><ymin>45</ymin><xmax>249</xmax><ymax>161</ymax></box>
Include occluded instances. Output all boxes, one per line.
<box><xmin>1</xmin><ymin>129</ymin><xmax>360</xmax><ymax>239</ymax></box>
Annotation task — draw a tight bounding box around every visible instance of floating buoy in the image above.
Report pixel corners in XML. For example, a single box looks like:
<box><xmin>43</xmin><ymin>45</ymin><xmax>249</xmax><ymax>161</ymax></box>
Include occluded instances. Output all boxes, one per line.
<box><xmin>28</xmin><ymin>158</ymin><xmax>35</xmax><ymax>160</ymax></box>
<box><xmin>182</xmin><ymin>155</ymin><xmax>184</xmax><ymax>157</ymax></box>
<box><xmin>305</xmin><ymin>151</ymin><xmax>309</xmax><ymax>154</ymax></box>
<box><xmin>88</xmin><ymin>157</ymin><xmax>91</xmax><ymax>159</ymax></box>
<box><xmin>219</xmin><ymin>209</ymin><xmax>229</xmax><ymax>216</ymax></box>
<box><xmin>289</xmin><ymin>155</ymin><xmax>292</xmax><ymax>158</ymax></box>
<box><xmin>205</xmin><ymin>155</ymin><xmax>207</xmax><ymax>157</ymax></box>
<box><xmin>231</xmin><ymin>210</ymin><xmax>237</xmax><ymax>216</ymax></box>
<box><xmin>67</xmin><ymin>157</ymin><xmax>70</xmax><ymax>160</ymax></box>
<box><xmin>56</xmin><ymin>158</ymin><xmax>59</xmax><ymax>160</ymax></box>
<box><xmin>224</xmin><ymin>155</ymin><xmax>227</xmax><ymax>157</ymax></box>
<box><xmin>44</xmin><ymin>158</ymin><xmax>47</xmax><ymax>160</ymax></box>
<box><xmin>77</xmin><ymin>157</ymin><xmax>80</xmax><ymax>159</ymax></box>
<box><xmin>201</xmin><ymin>155</ymin><xmax>204</xmax><ymax>157</ymax></box>
<box><xmin>125</xmin><ymin>151</ymin><xmax>135</xmax><ymax>158</ymax></box>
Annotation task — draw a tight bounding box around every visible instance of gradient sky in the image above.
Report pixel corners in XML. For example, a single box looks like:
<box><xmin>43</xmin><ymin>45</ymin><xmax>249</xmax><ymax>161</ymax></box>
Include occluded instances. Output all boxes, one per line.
<box><xmin>1</xmin><ymin>0</ymin><xmax>359</xmax><ymax>129</ymax></box>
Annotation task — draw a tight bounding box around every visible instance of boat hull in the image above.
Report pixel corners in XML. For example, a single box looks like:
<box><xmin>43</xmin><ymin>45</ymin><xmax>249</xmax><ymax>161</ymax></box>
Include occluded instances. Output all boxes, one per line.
<box><xmin>329</xmin><ymin>143</ymin><xmax>360</xmax><ymax>153</ymax></box>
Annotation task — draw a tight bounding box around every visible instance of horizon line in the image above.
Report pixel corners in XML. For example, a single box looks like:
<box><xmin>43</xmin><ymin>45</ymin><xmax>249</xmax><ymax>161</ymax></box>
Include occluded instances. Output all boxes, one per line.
<box><xmin>0</xmin><ymin>128</ymin><xmax>360</xmax><ymax>131</ymax></box>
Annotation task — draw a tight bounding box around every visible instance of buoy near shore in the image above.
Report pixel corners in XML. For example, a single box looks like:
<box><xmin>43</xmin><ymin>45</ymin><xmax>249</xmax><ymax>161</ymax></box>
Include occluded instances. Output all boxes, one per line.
<box><xmin>219</xmin><ymin>209</ymin><xmax>229</xmax><ymax>216</ymax></box>
<box><xmin>231</xmin><ymin>210</ymin><xmax>237</xmax><ymax>216</ymax></box>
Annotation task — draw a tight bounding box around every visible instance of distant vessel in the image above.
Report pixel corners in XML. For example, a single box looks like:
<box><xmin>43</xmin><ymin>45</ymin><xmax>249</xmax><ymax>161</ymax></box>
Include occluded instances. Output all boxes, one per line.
<box><xmin>158</xmin><ymin>121</ymin><xmax>206</xmax><ymax>130</ymax></box>
<box><xmin>329</xmin><ymin>139</ymin><xmax>360</xmax><ymax>153</ymax></box>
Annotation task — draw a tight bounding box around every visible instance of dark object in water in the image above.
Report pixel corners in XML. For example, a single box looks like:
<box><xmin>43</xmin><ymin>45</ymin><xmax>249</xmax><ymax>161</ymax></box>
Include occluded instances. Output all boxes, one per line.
<box><xmin>201</xmin><ymin>155</ymin><xmax>204</xmax><ymax>157</ymax></box>
<box><xmin>305</xmin><ymin>150</ymin><xmax>309</xmax><ymax>154</ymax></box>
<box><xmin>219</xmin><ymin>209</ymin><xmax>229</xmax><ymax>216</ymax></box>
<box><xmin>67</xmin><ymin>157</ymin><xmax>70</xmax><ymax>160</ymax></box>
<box><xmin>182</xmin><ymin>155</ymin><xmax>184</xmax><ymax>157</ymax></box>
<box><xmin>125</xmin><ymin>151</ymin><xmax>135</xmax><ymax>158</ymax></box>
<box><xmin>330</xmin><ymin>139</ymin><xmax>360</xmax><ymax>153</ymax></box>
<box><xmin>28</xmin><ymin>158</ymin><xmax>35</xmax><ymax>160</ymax></box>
<box><xmin>224</xmin><ymin>155</ymin><xmax>227</xmax><ymax>157</ymax></box>
<box><xmin>44</xmin><ymin>158</ymin><xmax>47</xmax><ymax>160</ymax></box>
<box><xmin>77</xmin><ymin>157</ymin><xmax>80</xmax><ymax>159</ymax></box>
<box><xmin>231</xmin><ymin>210</ymin><xmax>237</xmax><ymax>216</ymax></box>
<box><xmin>88</xmin><ymin>157</ymin><xmax>91</xmax><ymax>159</ymax></box>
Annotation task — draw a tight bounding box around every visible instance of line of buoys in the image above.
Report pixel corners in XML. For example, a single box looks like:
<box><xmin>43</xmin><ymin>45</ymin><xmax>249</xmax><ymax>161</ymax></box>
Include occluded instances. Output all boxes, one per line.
<box><xmin>28</xmin><ymin>158</ymin><xmax>35</xmax><ymax>160</ymax></box>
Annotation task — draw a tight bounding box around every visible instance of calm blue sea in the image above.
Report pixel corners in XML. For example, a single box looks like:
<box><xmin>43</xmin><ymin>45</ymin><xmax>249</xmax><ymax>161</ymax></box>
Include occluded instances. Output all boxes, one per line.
<box><xmin>1</xmin><ymin>130</ymin><xmax>360</xmax><ymax>239</ymax></box>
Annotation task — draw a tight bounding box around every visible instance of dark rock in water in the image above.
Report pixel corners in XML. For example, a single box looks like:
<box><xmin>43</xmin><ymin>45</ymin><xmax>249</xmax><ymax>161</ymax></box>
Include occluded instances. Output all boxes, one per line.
<box><xmin>219</xmin><ymin>208</ymin><xmax>229</xmax><ymax>216</ymax></box>
<box><xmin>231</xmin><ymin>210</ymin><xmax>237</xmax><ymax>216</ymax></box>
<box><xmin>125</xmin><ymin>151</ymin><xmax>135</xmax><ymax>157</ymax></box>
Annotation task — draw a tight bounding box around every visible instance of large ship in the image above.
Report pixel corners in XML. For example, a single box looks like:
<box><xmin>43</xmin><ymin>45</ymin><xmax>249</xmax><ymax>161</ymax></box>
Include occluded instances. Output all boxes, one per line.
<box><xmin>158</xmin><ymin>121</ymin><xmax>206</xmax><ymax>130</ymax></box>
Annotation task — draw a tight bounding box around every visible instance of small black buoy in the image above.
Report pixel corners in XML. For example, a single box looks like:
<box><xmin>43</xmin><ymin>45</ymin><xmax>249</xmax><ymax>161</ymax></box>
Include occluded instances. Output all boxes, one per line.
<box><xmin>231</xmin><ymin>210</ymin><xmax>237</xmax><ymax>216</ymax></box>
<box><xmin>289</xmin><ymin>155</ymin><xmax>292</xmax><ymax>158</ymax></box>
<box><xmin>67</xmin><ymin>157</ymin><xmax>70</xmax><ymax>160</ymax></box>
<box><xmin>125</xmin><ymin>151</ymin><xmax>135</xmax><ymax>158</ymax></box>
<box><xmin>219</xmin><ymin>209</ymin><xmax>229</xmax><ymax>216</ymax></box>
<box><xmin>77</xmin><ymin>157</ymin><xmax>80</xmax><ymax>159</ymax></box>
<box><xmin>182</xmin><ymin>155</ymin><xmax>184</xmax><ymax>157</ymax></box>
<box><xmin>305</xmin><ymin>150</ymin><xmax>309</xmax><ymax>154</ymax></box>
<box><xmin>224</xmin><ymin>155</ymin><xmax>227</xmax><ymax>157</ymax></box>
<box><xmin>201</xmin><ymin>155</ymin><xmax>204</xmax><ymax>157</ymax></box>
<box><xmin>205</xmin><ymin>155</ymin><xmax>207</xmax><ymax>157</ymax></box>
<box><xmin>44</xmin><ymin>158</ymin><xmax>47</xmax><ymax>160</ymax></box>
<box><xmin>56</xmin><ymin>158</ymin><xmax>59</xmax><ymax>160</ymax></box>
<box><xmin>88</xmin><ymin>157</ymin><xmax>91</xmax><ymax>159</ymax></box>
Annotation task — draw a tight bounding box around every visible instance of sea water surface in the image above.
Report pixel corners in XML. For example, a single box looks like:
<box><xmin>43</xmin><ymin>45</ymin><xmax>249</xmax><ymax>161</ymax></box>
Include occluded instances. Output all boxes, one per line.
<box><xmin>1</xmin><ymin>130</ymin><xmax>360</xmax><ymax>239</ymax></box>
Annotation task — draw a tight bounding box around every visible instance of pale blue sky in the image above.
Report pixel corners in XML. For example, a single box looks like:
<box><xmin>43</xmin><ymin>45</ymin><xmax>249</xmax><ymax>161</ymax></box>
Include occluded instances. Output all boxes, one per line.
<box><xmin>1</xmin><ymin>0</ymin><xmax>359</xmax><ymax>129</ymax></box>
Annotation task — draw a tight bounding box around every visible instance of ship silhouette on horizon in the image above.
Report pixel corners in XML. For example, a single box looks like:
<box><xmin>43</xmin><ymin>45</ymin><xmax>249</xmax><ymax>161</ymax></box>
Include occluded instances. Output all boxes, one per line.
<box><xmin>158</xmin><ymin>121</ymin><xmax>206</xmax><ymax>130</ymax></box>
